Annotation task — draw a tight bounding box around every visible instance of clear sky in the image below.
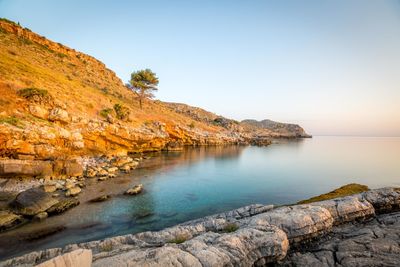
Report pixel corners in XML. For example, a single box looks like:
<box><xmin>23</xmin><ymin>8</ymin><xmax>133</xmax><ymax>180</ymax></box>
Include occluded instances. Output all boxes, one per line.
<box><xmin>1</xmin><ymin>0</ymin><xmax>400</xmax><ymax>136</ymax></box>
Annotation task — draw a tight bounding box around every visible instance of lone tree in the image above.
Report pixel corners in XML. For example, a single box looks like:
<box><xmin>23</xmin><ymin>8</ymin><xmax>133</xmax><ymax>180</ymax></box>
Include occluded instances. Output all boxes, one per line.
<box><xmin>127</xmin><ymin>69</ymin><xmax>159</xmax><ymax>109</ymax></box>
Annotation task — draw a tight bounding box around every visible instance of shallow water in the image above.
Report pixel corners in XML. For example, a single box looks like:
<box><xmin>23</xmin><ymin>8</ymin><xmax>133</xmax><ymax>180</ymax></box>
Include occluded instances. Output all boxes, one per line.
<box><xmin>1</xmin><ymin>136</ymin><xmax>399</xmax><ymax>260</ymax></box>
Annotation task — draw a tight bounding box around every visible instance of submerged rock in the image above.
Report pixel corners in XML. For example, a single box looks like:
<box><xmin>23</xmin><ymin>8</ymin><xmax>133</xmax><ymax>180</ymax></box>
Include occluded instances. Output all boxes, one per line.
<box><xmin>124</xmin><ymin>184</ymin><xmax>143</xmax><ymax>195</ymax></box>
<box><xmin>46</xmin><ymin>198</ymin><xmax>80</xmax><ymax>215</ymax></box>
<box><xmin>0</xmin><ymin>211</ymin><xmax>23</xmax><ymax>231</ymax></box>
<box><xmin>11</xmin><ymin>188</ymin><xmax>59</xmax><ymax>216</ymax></box>
<box><xmin>89</xmin><ymin>195</ymin><xmax>111</xmax><ymax>203</ymax></box>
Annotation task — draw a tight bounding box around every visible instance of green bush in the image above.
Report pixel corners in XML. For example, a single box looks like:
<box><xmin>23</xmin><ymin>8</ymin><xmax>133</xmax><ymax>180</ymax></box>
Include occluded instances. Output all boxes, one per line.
<box><xmin>100</xmin><ymin>108</ymin><xmax>113</xmax><ymax>118</ymax></box>
<box><xmin>113</xmin><ymin>104</ymin><xmax>130</xmax><ymax>120</ymax></box>
<box><xmin>188</xmin><ymin>122</ymin><xmax>195</xmax><ymax>129</ymax></box>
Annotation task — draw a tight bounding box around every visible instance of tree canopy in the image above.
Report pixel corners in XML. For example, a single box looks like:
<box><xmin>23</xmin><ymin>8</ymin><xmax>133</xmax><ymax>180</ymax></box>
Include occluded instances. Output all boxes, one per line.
<box><xmin>128</xmin><ymin>69</ymin><xmax>159</xmax><ymax>109</ymax></box>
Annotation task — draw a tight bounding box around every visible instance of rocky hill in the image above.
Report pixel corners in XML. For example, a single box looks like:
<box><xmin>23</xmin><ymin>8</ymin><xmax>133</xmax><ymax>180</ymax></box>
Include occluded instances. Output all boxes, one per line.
<box><xmin>241</xmin><ymin>119</ymin><xmax>311</xmax><ymax>138</ymax></box>
<box><xmin>0</xmin><ymin>18</ymin><xmax>310</xmax><ymax>179</ymax></box>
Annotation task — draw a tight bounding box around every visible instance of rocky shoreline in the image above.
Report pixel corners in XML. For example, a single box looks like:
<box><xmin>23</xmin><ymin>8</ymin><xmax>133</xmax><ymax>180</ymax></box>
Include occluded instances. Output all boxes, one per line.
<box><xmin>1</xmin><ymin>187</ymin><xmax>399</xmax><ymax>266</ymax></box>
<box><xmin>0</xmin><ymin>155</ymin><xmax>144</xmax><ymax>233</ymax></box>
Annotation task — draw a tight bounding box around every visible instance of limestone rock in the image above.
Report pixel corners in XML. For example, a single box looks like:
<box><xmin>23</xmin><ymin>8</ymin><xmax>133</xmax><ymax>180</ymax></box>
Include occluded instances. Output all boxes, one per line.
<box><xmin>33</xmin><ymin>211</ymin><xmax>48</xmax><ymax>221</ymax></box>
<box><xmin>311</xmin><ymin>196</ymin><xmax>375</xmax><ymax>225</ymax></box>
<box><xmin>47</xmin><ymin>198</ymin><xmax>80</xmax><ymax>215</ymax></box>
<box><xmin>11</xmin><ymin>188</ymin><xmax>59</xmax><ymax>216</ymax></box>
<box><xmin>89</xmin><ymin>195</ymin><xmax>111</xmax><ymax>203</ymax></box>
<box><xmin>65</xmin><ymin>186</ymin><xmax>81</xmax><ymax>197</ymax></box>
<box><xmin>29</xmin><ymin>104</ymin><xmax>48</xmax><ymax>119</ymax></box>
<box><xmin>0</xmin><ymin>159</ymin><xmax>52</xmax><ymax>178</ymax></box>
<box><xmin>254</xmin><ymin>205</ymin><xmax>334</xmax><ymax>242</ymax></box>
<box><xmin>36</xmin><ymin>249</ymin><xmax>92</xmax><ymax>267</ymax></box>
<box><xmin>48</xmin><ymin>108</ymin><xmax>70</xmax><ymax>123</ymax></box>
<box><xmin>64</xmin><ymin>161</ymin><xmax>83</xmax><ymax>177</ymax></box>
<box><xmin>0</xmin><ymin>211</ymin><xmax>23</xmax><ymax>231</ymax></box>
<box><xmin>124</xmin><ymin>184</ymin><xmax>143</xmax><ymax>195</ymax></box>
<box><xmin>94</xmin><ymin>246</ymin><xmax>202</xmax><ymax>267</ymax></box>
<box><xmin>43</xmin><ymin>184</ymin><xmax>57</xmax><ymax>193</ymax></box>
<box><xmin>362</xmin><ymin>187</ymin><xmax>400</xmax><ymax>213</ymax></box>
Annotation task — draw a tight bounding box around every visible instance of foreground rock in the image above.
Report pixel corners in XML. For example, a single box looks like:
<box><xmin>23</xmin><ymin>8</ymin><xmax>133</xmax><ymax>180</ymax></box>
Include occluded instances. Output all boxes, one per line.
<box><xmin>0</xmin><ymin>211</ymin><xmax>23</xmax><ymax>231</ymax></box>
<box><xmin>36</xmin><ymin>249</ymin><xmax>92</xmax><ymax>267</ymax></box>
<box><xmin>2</xmin><ymin>187</ymin><xmax>399</xmax><ymax>267</ymax></box>
<box><xmin>277</xmin><ymin>211</ymin><xmax>400</xmax><ymax>266</ymax></box>
<box><xmin>11</xmin><ymin>188</ymin><xmax>58</xmax><ymax>216</ymax></box>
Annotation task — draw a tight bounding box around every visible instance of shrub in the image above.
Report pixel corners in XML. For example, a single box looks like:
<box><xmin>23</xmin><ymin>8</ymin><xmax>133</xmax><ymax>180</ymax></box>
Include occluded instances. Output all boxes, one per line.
<box><xmin>99</xmin><ymin>242</ymin><xmax>113</xmax><ymax>252</ymax></box>
<box><xmin>188</xmin><ymin>122</ymin><xmax>195</xmax><ymax>129</ymax></box>
<box><xmin>0</xmin><ymin>116</ymin><xmax>21</xmax><ymax>127</ymax></box>
<box><xmin>18</xmin><ymin>88</ymin><xmax>48</xmax><ymax>98</ymax></box>
<box><xmin>100</xmin><ymin>108</ymin><xmax>113</xmax><ymax>118</ymax></box>
<box><xmin>18</xmin><ymin>88</ymin><xmax>52</xmax><ymax>104</ymax></box>
<box><xmin>168</xmin><ymin>234</ymin><xmax>188</xmax><ymax>244</ymax></box>
<box><xmin>223</xmin><ymin>223</ymin><xmax>239</xmax><ymax>233</ymax></box>
<box><xmin>113</xmin><ymin>104</ymin><xmax>130</xmax><ymax>120</ymax></box>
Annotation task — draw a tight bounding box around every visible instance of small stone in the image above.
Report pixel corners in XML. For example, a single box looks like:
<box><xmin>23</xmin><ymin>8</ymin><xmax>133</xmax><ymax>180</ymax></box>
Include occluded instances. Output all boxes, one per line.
<box><xmin>0</xmin><ymin>211</ymin><xmax>23</xmax><ymax>231</ymax></box>
<box><xmin>97</xmin><ymin>169</ymin><xmax>109</xmax><ymax>177</ymax></box>
<box><xmin>124</xmin><ymin>184</ymin><xmax>143</xmax><ymax>195</ymax></box>
<box><xmin>98</xmin><ymin>176</ymin><xmax>108</xmax><ymax>181</ymax></box>
<box><xmin>65</xmin><ymin>186</ymin><xmax>81</xmax><ymax>197</ymax></box>
<box><xmin>43</xmin><ymin>184</ymin><xmax>57</xmax><ymax>193</ymax></box>
<box><xmin>89</xmin><ymin>195</ymin><xmax>111</xmax><ymax>203</ymax></box>
<box><xmin>33</xmin><ymin>212</ymin><xmax>48</xmax><ymax>221</ymax></box>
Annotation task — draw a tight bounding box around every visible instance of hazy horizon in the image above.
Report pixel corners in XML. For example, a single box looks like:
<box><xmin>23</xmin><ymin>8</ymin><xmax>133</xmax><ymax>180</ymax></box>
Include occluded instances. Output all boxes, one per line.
<box><xmin>1</xmin><ymin>0</ymin><xmax>399</xmax><ymax>136</ymax></box>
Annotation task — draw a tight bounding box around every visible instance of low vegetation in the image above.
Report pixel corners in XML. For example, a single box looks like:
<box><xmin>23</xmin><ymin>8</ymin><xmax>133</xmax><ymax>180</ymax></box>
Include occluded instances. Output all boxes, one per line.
<box><xmin>168</xmin><ymin>233</ymin><xmax>189</xmax><ymax>244</ymax></box>
<box><xmin>297</xmin><ymin>183</ymin><xmax>369</xmax><ymax>204</ymax></box>
<box><xmin>113</xmin><ymin>104</ymin><xmax>130</xmax><ymax>120</ymax></box>
<box><xmin>223</xmin><ymin>222</ymin><xmax>239</xmax><ymax>233</ymax></box>
<box><xmin>99</xmin><ymin>108</ymin><xmax>113</xmax><ymax>118</ymax></box>
<box><xmin>18</xmin><ymin>88</ymin><xmax>48</xmax><ymax>99</ymax></box>
<box><xmin>0</xmin><ymin>116</ymin><xmax>20</xmax><ymax>127</ymax></box>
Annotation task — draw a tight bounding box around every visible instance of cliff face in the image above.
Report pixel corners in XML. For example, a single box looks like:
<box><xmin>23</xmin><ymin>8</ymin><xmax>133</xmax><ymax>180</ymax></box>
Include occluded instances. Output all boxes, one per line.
<box><xmin>0</xmin><ymin>18</ymin><xmax>310</xmax><ymax>178</ymax></box>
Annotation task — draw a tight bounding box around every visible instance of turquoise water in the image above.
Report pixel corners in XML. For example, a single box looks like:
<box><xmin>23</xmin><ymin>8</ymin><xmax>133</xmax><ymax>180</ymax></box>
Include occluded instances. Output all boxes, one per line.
<box><xmin>1</xmin><ymin>136</ymin><xmax>399</xmax><ymax>259</ymax></box>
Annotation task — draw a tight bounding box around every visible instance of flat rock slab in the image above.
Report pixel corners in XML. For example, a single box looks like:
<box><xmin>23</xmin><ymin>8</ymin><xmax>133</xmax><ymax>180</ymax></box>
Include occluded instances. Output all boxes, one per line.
<box><xmin>36</xmin><ymin>249</ymin><xmax>92</xmax><ymax>267</ymax></box>
<box><xmin>277</xmin><ymin>211</ymin><xmax>400</xmax><ymax>267</ymax></box>
<box><xmin>11</xmin><ymin>188</ymin><xmax>59</xmax><ymax>216</ymax></box>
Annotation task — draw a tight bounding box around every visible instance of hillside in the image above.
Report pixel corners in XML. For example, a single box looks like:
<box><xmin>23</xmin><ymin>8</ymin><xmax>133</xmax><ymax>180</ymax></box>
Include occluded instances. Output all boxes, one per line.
<box><xmin>0</xmin><ymin>18</ymin><xmax>310</xmax><ymax>178</ymax></box>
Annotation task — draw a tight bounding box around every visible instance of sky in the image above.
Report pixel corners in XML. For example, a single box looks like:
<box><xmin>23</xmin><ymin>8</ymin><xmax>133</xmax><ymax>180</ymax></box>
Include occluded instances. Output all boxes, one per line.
<box><xmin>1</xmin><ymin>0</ymin><xmax>400</xmax><ymax>136</ymax></box>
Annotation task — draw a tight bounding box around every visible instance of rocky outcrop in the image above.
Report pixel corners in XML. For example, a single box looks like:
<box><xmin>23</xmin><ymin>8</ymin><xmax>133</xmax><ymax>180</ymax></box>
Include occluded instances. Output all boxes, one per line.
<box><xmin>36</xmin><ymin>249</ymin><xmax>92</xmax><ymax>267</ymax></box>
<box><xmin>10</xmin><ymin>188</ymin><xmax>59</xmax><ymax>216</ymax></box>
<box><xmin>241</xmin><ymin>119</ymin><xmax>311</xmax><ymax>138</ymax></box>
<box><xmin>2</xmin><ymin>188</ymin><xmax>399</xmax><ymax>267</ymax></box>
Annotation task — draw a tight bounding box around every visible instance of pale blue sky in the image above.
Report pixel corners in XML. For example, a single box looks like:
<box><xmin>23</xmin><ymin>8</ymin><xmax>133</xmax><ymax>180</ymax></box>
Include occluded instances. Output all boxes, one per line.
<box><xmin>1</xmin><ymin>0</ymin><xmax>400</xmax><ymax>136</ymax></box>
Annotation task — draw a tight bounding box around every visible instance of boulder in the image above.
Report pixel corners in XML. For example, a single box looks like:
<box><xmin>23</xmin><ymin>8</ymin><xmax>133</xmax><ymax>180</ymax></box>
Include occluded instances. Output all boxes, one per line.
<box><xmin>36</xmin><ymin>249</ymin><xmax>92</xmax><ymax>267</ymax></box>
<box><xmin>253</xmin><ymin>205</ymin><xmax>334</xmax><ymax>243</ymax></box>
<box><xmin>47</xmin><ymin>198</ymin><xmax>80</xmax><ymax>215</ymax></box>
<box><xmin>29</xmin><ymin>104</ymin><xmax>48</xmax><ymax>119</ymax></box>
<box><xmin>0</xmin><ymin>211</ymin><xmax>23</xmax><ymax>231</ymax></box>
<box><xmin>124</xmin><ymin>184</ymin><xmax>143</xmax><ymax>195</ymax></box>
<box><xmin>310</xmin><ymin>196</ymin><xmax>374</xmax><ymax>224</ymax></box>
<box><xmin>48</xmin><ymin>108</ymin><xmax>70</xmax><ymax>123</ymax></box>
<box><xmin>43</xmin><ymin>184</ymin><xmax>57</xmax><ymax>193</ymax></box>
<box><xmin>65</xmin><ymin>186</ymin><xmax>81</xmax><ymax>197</ymax></box>
<box><xmin>64</xmin><ymin>161</ymin><xmax>83</xmax><ymax>177</ymax></box>
<box><xmin>11</xmin><ymin>188</ymin><xmax>59</xmax><ymax>216</ymax></box>
<box><xmin>0</xmin><ymin>159</ymin><xmax>53</xmax><ymax>178</ymax></box>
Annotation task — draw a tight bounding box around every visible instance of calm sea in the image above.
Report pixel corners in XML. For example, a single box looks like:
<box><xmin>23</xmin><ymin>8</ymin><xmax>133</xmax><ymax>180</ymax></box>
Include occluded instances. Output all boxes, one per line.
<box><xmin>1</xmin><ymin>136</ymin><xmax>399</xmax><ymax>259</ymax></box>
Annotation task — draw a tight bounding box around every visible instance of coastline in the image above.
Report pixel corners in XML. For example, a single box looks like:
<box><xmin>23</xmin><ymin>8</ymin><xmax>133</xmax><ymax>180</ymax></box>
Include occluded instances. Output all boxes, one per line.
<box><xmin>2</xmin><ymin>187</ymin><xmax>399</xmax><ymax>266</ymax></box>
